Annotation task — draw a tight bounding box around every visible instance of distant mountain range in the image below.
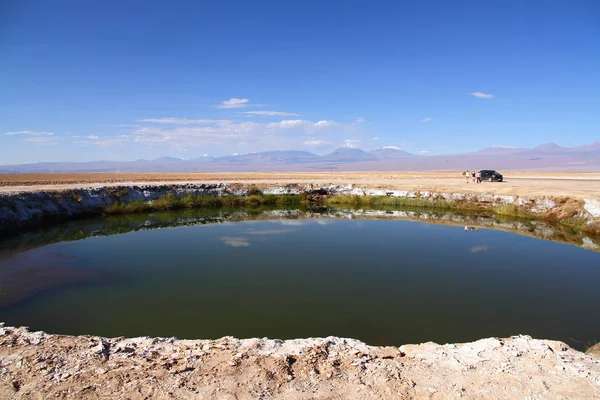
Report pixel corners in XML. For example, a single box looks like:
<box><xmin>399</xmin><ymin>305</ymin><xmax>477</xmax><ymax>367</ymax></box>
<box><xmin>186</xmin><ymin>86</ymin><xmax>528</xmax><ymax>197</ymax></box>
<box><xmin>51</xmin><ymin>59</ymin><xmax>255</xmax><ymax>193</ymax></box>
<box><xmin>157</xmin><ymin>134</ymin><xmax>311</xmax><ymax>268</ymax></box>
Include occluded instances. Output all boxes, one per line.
<box><xmin>1</xmin><ymin>142</ymin><xmax>599</xmax><ymax>173</ymax></box>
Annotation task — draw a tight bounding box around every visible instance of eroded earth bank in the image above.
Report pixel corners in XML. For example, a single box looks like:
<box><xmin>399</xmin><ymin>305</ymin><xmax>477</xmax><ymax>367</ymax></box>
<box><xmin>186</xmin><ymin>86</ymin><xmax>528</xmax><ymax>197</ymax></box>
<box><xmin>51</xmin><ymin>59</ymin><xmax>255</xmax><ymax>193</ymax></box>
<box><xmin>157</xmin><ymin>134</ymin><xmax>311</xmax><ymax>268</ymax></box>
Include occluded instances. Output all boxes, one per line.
<box><xmin>1</xmin><ymin>182</ymin><xmax>600</xmax><ymax>234</ymax></box>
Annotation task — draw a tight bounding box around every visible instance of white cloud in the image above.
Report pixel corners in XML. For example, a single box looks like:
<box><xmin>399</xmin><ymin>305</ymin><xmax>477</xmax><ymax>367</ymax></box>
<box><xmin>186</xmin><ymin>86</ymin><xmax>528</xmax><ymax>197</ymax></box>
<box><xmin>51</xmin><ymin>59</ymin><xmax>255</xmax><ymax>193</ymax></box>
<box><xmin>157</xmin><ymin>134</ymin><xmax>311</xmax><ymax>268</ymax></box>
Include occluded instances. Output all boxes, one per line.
<box><xmin>93</xmin><ymin>140</ymin><xmax>121</xmax><ymax>147</ymax></box>
<box><xmin>471</xmin><ymin>245</ymin><xmax>490</xmax><ymax>253</ymax></box>
<box><xmin>419</xmin><ymin>150</ymin><xmax>430</xmax><ymax>154</ymax></box>
<box><xmin>71</xmin><ymin>135</ymin><xmax>126</xmax><ymax>147</ymax></box>
<box><xmin>276</xmin><ymin>220</ymin><xmax>307</xmax><ymax>226</ymax></box>
<box><xmin>353</xmin><ymin>117</ymin><xmax>365</xmax><ymax>124</ymax></box>
<box><xmin>131</xmin><ymin>134</ymin><xmax>172</xmax><ymax>144</ymax></box>
<box><xmin>265</xmin><ymin>119</ymin><xmax>339</xmax><ymax>130</ymax></box>
<box><xmin>471</xmin><ymin>92</ymin><xmax>493</xmax><ymax>99</ymax></box>
<box><xmin>314</xmin><ymin>120</ymin><xmax>337</xmax><ymax>128</ymax></box>
<box><xmin>7</xmin><ymin>130</ymin><xmax>57</xmax><ymax>145</ymax></box>
<box><xmin>245</xmin><ymin>229</ymin><xmax>294</xmax><ymax>235</ymax></box>
<box><xmin>304</xmin><ymin>139</ymin><xmax>330</xmax><ymax>146</ymax></box>
<box><xmin>220</xmin><ymin>237</ymin><xmax>250</xmax><ymax>247</ymax></box>
<box><xmin>138</xmin><ymin>118</ymin><xmax>232</xmax><ymax>125</ymax></box>
<box><xmin>267</xmin><ymin>119</ymin><xmax>307</xmax><ymax>129</ymax></box>
<box><xmin>383</xmin><ymin>146</ymin><xmax>401</xmax><ymax>150</ymax></box>
<box><xmin>422</xmin><ymin>117</ymin><xmax>433</xmax><ymax>122</ymax></box>
<box><xmin>343</xmin><ymin>139</ymin><xmax>362</xmax><ymax>148</ymax></box>
<box><xmin>371</xmin><ymin>136</ymin><xmax>379</xmax><ymax>141</ymax></box>
<box><xmin>215</xmin><ymin>98</ymin><xmax>250</xmax><ymax>109</ymax></box>
<box><xmin>238</xmin><ymin>111</ymin><xmax>300</xmax><ymax>117</ymax></box>
<box><xmin>127</xmin><ymin>114</ymin><xmax>368</xmax><ymax>154</ymax></box>
<box><xmin>6</xmin><ymin>130</ymin><xmax>54</xmax><ymax>136</ymax></box>
<box><xmin>22</xmin><ymin>137</ymin><xmax>56</xmax><ymax>144</ymax></box>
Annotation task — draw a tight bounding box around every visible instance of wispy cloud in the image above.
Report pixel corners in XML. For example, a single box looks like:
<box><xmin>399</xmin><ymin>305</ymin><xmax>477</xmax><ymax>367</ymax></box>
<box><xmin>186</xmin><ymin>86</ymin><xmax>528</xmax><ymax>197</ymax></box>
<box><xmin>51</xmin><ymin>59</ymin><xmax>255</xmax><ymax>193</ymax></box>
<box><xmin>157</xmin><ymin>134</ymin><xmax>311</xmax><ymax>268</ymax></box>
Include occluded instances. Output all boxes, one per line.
<box><xmin>419</xmin><ymin>150</ymin><xmax>430</xmax><ymax>154</ymax></box>
<box><xmin>265</xmin><ymin>119</ymin><xmax>338</xmax><ymax>130</ymax></box>
<box><xmin>470</xmin><ymin>245</ymin><xmax>490</xmax><ymax>253</ymax></box>
<box><xmin>314</xmin><ymin>120</ymin><xmax>338</xmax><ymax>128</ymax></box>
<box><xmin>276</xmin><ymin>220</ymin><xmax>308</xmax><ymax>226</ymax></box>
<box><xmin>266</xmin><ymin>119</ymin><xmax>307</xmax><ymax>129</ymax></box>
<box><xmin>471</xmin><ymin>92</ymin><xmax>493</xmax><ymax>99</ymax></box>
<box><xmin>138</xmin><ymin>118</ymin><xmax>232</xmax><ymax>125</ymax></box>
<box><xmin>22</xmin><ymin>137</ymin><xmax>56</xmax><ymax>144</ymax></box>
<box><xmin>238</xmin><ymin>111</ymin><xmax>300</xmax><ymax>117</ymax></box>
<box><xmin>422</xmin><ymin>117</ymin><xmax>433</xmax><ymax>122</ymax></box>
<box><xmin>343</xmin><ymin>139</ymin><xmax>362</xmax><ymax>148</ymax></box>
<box><xmin>304</xmin><ymin>139</ymin><xmax>330</xmax><ymax>145</ymax></box>
<box><xmin>383</xmin><ymin>145</ymin><xmax>401</xmax><ymax>150</ymax></box>
<box><xmin>127</xmin><ymin>103</ymin><xmax>369</xmax><ymax>153</ymax></box>
<box><xmin>216</xmin><ymin>98</ymin><xmax>250</xmax><ymax>109</ymax></box>
<box><xmin>245</xmin><ymin>229</ymin><xmax>295</xmax><ymax>235</ymax></box>
<box><xmin>85</xmin><ymin>135</ymin><xmax>99</xmax><ymax>140</ymax></box>
<box><xmin>220</xmin><ymin>237</ymin><xmax>250</xmax><ymax>247</ymax></box>
<box><xmin>371</xmin><ymin>136</ymin><xmax>379</xmax><ymax>141</ymax></box>
<box><xmin>6</xmin><ymin>130</ymin><xmax>58</xmax><ymax>145</ymax></box>
<box><xmin>6</xmin><ymin>130</ymin><xmax>54</xmax><ymax>136</ymax></box>
<box><xmin>92</xmin><ymin>138</ymin><xmax>126</xmax><ymax>147</ymax></box>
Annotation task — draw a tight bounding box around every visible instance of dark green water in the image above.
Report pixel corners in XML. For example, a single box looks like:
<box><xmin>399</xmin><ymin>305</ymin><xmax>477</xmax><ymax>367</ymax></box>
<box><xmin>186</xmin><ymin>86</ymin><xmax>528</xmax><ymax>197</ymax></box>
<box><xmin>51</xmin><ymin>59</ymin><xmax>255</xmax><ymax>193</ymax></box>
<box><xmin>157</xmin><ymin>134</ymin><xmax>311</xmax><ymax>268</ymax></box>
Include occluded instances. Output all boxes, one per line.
<box><xmin>1</xmin><ymin>209</ymin><xmax>599</xmax><ymax>350</ymax></box>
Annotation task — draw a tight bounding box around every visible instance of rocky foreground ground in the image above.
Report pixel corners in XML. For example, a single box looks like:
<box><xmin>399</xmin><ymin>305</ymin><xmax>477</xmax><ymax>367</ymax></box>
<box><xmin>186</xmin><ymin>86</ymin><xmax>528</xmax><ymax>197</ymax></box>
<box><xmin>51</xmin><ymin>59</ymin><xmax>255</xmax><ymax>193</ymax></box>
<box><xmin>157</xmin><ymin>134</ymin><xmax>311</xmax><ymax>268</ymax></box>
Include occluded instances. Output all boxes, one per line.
<box><xmin>1</xmin><ymin>325</ymin><xmax>599</xmax><ymax>399</ymax></box>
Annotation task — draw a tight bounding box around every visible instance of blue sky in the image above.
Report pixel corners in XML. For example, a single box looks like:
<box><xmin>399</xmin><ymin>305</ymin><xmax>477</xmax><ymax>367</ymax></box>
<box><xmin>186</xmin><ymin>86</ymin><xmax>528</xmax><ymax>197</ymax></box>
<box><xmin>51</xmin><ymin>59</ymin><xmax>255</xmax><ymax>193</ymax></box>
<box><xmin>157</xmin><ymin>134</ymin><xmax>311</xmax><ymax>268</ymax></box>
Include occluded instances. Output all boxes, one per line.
<box><xmin>1</xmin><ymin>0</ymin><xmax>599</xmax><ymax>164</ymax></box>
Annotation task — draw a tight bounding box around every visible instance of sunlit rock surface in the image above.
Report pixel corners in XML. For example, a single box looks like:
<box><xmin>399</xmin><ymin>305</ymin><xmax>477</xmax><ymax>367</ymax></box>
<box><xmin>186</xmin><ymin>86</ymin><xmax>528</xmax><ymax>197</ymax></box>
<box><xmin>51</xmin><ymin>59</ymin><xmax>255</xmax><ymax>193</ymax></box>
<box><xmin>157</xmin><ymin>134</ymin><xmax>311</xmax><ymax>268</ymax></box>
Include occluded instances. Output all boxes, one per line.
<box><xmin>1</xmin><ymin>324</ymin><xmax>599</xmax><ymax>399</ymax></box>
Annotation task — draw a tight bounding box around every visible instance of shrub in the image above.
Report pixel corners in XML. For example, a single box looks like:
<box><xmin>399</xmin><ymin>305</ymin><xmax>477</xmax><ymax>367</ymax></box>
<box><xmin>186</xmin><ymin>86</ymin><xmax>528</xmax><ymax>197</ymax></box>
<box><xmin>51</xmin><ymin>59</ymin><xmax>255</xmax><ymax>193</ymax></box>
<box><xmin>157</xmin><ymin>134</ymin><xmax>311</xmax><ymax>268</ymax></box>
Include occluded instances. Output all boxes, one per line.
<box><xmin>248</xmin><ymin>186</ymin><xmax>262</xmax><ymax>196</ymax></box>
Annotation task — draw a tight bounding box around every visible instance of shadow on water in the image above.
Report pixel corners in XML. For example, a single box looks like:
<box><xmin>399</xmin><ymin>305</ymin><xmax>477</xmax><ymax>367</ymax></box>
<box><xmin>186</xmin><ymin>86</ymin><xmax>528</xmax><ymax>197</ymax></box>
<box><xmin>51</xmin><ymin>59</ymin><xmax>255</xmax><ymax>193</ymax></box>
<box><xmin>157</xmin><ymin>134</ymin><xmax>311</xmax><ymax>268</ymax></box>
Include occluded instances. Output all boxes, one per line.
<box><xmin>0</xmin><ymin>205</ymin><xmax>599</xmax><ymax>350</ymax></box>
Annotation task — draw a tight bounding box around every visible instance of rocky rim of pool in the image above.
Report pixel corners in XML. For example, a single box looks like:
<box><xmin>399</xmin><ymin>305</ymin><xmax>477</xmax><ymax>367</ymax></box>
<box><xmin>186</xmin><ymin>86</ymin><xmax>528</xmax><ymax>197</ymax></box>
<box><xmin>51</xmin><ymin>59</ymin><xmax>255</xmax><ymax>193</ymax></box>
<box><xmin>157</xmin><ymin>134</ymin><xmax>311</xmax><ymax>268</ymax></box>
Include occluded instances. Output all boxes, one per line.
<box><xmin>1</xmin><ymin>183</ymin><xmax>600</xmax><ymax>399</ymax></box>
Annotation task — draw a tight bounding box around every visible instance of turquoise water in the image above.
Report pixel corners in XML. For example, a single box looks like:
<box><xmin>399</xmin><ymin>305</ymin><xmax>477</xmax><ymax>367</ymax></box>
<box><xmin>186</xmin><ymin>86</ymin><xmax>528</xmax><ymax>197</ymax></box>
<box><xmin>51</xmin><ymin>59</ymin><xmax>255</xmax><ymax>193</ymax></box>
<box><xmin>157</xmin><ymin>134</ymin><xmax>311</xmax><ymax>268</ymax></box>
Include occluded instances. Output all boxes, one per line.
<box><xmin>1</xmin><ymin>212</ymin><xmax>599</xmax><ymax>350</ymax></box>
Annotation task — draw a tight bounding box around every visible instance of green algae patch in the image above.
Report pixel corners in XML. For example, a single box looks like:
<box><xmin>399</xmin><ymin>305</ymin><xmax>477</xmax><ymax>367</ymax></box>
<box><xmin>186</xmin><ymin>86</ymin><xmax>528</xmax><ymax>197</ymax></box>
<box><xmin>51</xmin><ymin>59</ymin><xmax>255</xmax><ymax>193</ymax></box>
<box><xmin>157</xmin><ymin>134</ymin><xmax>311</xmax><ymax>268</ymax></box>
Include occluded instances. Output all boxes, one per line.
<box><xmin>492</xmin><ymin>204</ymin><xmax>536</xmax><ymax>219</ymax></box>
<box><xmin>324</xmin><ymin>194</ymin><xmax>480</xmax><ymax>212</ymax></box>
<box><xmin>103</xmin><ymin>193</ymin><xmax>306</xmax><ymax>215</ymax></box>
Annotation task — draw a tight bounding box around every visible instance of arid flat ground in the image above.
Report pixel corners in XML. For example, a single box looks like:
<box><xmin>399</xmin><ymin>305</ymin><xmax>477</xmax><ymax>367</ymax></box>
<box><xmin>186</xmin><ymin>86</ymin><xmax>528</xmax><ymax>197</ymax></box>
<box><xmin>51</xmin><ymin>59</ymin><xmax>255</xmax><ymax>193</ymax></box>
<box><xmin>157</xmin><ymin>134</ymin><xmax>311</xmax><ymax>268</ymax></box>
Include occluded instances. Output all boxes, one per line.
<box><xmin>1</xmin><ymin>172</ymin><xmax>600</xmax><ymax>198</ymax></box>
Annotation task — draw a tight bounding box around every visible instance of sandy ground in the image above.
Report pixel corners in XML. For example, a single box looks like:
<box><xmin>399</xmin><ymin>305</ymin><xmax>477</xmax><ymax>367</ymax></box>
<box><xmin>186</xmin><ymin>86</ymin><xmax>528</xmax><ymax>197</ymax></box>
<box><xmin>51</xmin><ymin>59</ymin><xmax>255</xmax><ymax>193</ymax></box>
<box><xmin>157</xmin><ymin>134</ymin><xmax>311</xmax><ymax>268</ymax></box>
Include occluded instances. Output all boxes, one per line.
<box><xmin>1</xmin><ymin>172</ymin><xmax>600</xmax><ymax>198</ymax></box>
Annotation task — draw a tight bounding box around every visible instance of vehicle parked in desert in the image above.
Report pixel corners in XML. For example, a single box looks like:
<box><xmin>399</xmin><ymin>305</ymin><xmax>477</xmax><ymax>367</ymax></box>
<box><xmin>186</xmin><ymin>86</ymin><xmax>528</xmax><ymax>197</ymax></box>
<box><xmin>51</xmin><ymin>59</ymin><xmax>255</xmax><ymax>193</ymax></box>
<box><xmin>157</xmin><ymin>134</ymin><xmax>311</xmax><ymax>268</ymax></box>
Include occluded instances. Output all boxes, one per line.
<box><xmin>479</xmin><ymin>170</ymin><xmax>503</xmax><ymax>182</ymax></box>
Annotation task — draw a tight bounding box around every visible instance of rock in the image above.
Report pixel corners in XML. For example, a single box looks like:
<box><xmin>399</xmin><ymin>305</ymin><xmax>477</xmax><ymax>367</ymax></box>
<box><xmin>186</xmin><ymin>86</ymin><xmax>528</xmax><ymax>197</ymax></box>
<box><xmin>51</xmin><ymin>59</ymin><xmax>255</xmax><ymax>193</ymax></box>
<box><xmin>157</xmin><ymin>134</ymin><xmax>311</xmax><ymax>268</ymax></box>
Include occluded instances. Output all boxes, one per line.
<box><xmin>586</xmin><ymin>343</ymin><xmax>600</xmax><ymax>358</ymax></box>
<box><xmin>90</xmin><ymin>340</ymin><xmax>110</xmax><ymax>360</ymax></box>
